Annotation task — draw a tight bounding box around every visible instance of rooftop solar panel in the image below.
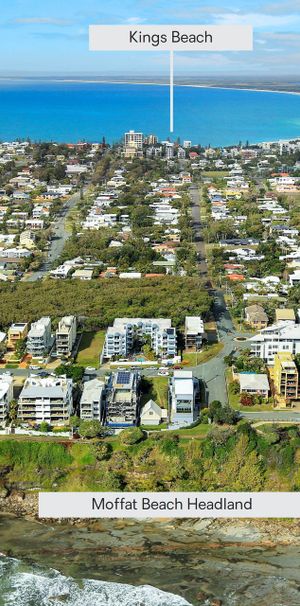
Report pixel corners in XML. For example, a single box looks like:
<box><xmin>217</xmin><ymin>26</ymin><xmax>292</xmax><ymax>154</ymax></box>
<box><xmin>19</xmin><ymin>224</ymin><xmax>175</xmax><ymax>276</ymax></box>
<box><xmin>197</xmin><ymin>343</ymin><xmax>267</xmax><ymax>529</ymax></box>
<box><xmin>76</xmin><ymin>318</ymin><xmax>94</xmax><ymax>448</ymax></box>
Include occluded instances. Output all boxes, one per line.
<box><xmin>116</xmin><ymin>371</ymin><xmax>131</xmax><ymax>384</ymax></box>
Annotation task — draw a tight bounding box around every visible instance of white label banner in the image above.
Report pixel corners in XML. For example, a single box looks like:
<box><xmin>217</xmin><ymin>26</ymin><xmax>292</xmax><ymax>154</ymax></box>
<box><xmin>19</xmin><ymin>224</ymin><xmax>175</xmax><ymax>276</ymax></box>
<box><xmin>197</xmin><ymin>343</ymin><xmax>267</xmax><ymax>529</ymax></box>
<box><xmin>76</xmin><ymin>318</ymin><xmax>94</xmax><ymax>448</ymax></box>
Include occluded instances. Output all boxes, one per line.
<box><xmin>89</xmin><ymin>25</ymin><xmax>253</xmax><ymax>52</ymax></box>
<box><xmin>39</xmin><ymin>492</ymin><xmax>300</xmax><ymax>519</ymax></box>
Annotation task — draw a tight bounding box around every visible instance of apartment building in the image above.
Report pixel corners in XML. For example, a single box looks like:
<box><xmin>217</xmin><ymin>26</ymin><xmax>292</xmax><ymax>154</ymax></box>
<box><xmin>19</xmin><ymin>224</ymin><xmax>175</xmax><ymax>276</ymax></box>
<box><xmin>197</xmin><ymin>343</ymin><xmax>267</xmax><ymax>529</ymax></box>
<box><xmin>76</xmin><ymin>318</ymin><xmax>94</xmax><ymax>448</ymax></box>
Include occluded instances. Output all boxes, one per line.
<box><xmin>56</xmin><ymin>316</ymin><xmax>77</xmax><ymax>357</ymax></box>
<box><xmin>105</xmin><ymin>371</ymin><xmax>140</xmax><ymax>428</ymax></box>
<box><xmin>124</xmin><ymin>130</ymin><xmax>143</xmax><ymax>150</ymax></box>
<box><xmin>185</xmin><ymin>316</ymin><xmax>205</xmax><ymax>350</ymax></box>
<box><xmin>0</xmin><ymin>374</ymin><xmax>13</xmax><ymax>424</ymax></box>
<box><xmin>80</xmin><ymin>379</ymin><xmax>105</xmax><ymax>421</ymax></box>
<box><xmin>249</xmin><ymin>321</ymin><xmax>300</xmax><ymax>365</ymax></box>
<box><xmin>273</xmin><ymin>352</ymin><xmax>299</xmax><ymax>406</ymax></box>
<box><xmin>169</xmin><ymin>370</ymin><xmax>198</xmax><ymax>427</ymax></box>
<box><xmin>27</xmin><ymin>317</ymin><xmax>52</xmax><ymax>358</ymax></box>
<box><xmin>18</xmin><ymin>375</ymin><xmax>73</xmax><ymax>424</ymax></box>
<box><xmin>102</xmin><ymin>318</ymin><xmax>177</xmax><ymax>360</ymax></box>
<box><xmin>7</xmin><ymin>323</ymin><xmax>28</xmax><ymax>351</ymax></box>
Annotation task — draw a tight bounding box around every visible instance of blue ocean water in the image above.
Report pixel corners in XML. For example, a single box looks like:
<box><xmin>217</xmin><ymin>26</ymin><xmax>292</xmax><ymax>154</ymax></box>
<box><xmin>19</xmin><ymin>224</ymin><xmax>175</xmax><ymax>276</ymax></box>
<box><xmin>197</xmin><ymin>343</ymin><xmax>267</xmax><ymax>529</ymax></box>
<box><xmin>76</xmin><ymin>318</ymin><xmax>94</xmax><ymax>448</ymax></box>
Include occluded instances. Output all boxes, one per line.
<box><xmin>0</xmin><ymin>80</ymin><xmax>300</xmax><ymax>146</ymax></box>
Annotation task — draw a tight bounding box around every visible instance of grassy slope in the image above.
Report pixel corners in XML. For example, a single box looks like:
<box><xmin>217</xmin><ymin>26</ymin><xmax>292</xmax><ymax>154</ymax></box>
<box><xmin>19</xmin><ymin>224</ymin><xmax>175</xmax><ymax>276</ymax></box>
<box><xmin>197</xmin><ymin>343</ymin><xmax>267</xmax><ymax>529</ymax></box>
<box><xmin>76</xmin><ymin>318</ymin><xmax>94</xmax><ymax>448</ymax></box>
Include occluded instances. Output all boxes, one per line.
<box><xmin>76</xmin><ymin>331</ymin><xmax>106</xmax><ymax>367</ymax></box>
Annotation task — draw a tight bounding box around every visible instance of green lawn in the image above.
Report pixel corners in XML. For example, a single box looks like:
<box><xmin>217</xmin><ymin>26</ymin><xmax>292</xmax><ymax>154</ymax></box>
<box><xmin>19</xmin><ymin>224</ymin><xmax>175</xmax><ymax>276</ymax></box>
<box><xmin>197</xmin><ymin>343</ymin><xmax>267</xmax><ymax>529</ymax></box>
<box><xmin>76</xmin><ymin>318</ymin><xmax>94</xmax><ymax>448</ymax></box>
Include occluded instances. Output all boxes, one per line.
<box><xmin>177</xmin><ymin>424</ymin><xmax>211</xmax><ymax>438</ymax></box>
<box><xmin>141</xmin><ymin>376</ymin><xmax>168</xmax><ymax>409</ymax></box>
<box><xmin>76</xmin><ymin>330</ymin><xmax>106</xmax><ymax>367</ymax></box>
<box><xmin>182</xmin><ymin>342</ymin><xmax>224</xmax><ymax>366</ymax></box>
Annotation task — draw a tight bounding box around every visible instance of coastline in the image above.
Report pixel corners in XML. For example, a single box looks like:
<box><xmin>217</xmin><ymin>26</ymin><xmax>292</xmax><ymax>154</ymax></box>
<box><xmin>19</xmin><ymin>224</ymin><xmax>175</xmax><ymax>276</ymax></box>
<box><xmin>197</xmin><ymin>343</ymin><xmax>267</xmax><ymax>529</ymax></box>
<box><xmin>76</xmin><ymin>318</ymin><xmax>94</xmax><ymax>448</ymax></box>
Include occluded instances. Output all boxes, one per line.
<box><xmin>1</xmin><ymin>510</ymin><xmax>300</xmax><ymax>606</ymax></box>
<box><xmin>1</xmin><ymin>76</ymin><xmax>300</xmax><ymax>98</ymax></box>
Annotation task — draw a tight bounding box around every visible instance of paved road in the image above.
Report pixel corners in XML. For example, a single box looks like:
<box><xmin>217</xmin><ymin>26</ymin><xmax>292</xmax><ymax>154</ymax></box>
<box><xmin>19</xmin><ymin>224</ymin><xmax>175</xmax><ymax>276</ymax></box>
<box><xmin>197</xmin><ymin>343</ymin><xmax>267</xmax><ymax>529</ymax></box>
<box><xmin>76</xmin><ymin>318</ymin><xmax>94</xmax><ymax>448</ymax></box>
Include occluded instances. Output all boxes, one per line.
<box><xmin>190</xmin><ymin>183</ymin><xmax>208</xmax><ymax>278</ymax></box>
<box><xmin>189</xmin><ymin>183</ymin><xmax>250</xmax><ymax>404</ymax></box>
<box><xmin>27</xmin><ymin>189</ymin><xmax>82</xmax><ymax>281</ymax></box>
<box><xmin>241</xmin><ymin>412</ymin><xmax>300</xmax><ymax>422</ymax></box>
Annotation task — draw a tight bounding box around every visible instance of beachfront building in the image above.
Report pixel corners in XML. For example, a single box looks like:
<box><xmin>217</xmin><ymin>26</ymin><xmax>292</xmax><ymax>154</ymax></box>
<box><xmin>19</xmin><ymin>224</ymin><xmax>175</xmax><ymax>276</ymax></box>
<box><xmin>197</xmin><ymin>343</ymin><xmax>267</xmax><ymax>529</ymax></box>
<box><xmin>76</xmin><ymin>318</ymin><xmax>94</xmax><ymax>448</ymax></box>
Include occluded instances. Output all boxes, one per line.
<box><xmin>184</xmin><ymin>316</ymin><xmax>205</xmax><ymax>350</ymax></box>
<box><xmin>169</xmin><ymin>370</ymin><xmax>198</xmax><ymax>427</ymax></box>
<box><xmin>0</xmin><ymin>374</ymin><xmax>13</xmax><ymax>424</ymax></box>
<box><xmin>80</xmin><ymin>379</ymin><xmax>106</xmax><ymax>421</ymax></box>
<box><xmin>140</xmin><ymin>399</ymin><xmax>168</xmax><ymax>426</ymax></box>
<box><xmin>56</xmin><ymin>316</ymin><xmax>77</xmax><ymax>357</ymax></box>
<box><xmin>18</xmin><ymin>375</ymin><xmax>73</xmax><ymax>424</ymax></box>
<box><xmin>248</xmin><ymin>321</ymin><xmax>300</xmax><ymax>365</ymax></box>
<box><xmin>105</xmin><ymin>371</ymin><xmax>140</xmax><ymax>428</ymax></box>
<box><xmin>27</xmin><ymin>317</ymin><xmax>52</xmax><ymax>358</ymax></box>
<box><xmin>102</xmin><ymin>318</ymin><xmax>177</xmax><ymax>361</ymax></box>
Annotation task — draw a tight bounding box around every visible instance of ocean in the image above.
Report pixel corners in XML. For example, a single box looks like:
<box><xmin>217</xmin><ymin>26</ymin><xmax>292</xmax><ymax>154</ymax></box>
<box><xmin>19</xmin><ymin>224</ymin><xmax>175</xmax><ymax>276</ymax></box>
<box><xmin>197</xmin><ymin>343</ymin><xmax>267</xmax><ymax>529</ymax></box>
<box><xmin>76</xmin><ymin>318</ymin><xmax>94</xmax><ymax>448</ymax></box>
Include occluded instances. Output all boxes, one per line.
<box><xmin>0</xmin><ymin>557</ymin><xmax>192</xmax><ymax>606</ymax></box>
<box><xmin>0</xmin><ymin>80</ymin><xmax>300</xmax><ymax>146</ymax></box>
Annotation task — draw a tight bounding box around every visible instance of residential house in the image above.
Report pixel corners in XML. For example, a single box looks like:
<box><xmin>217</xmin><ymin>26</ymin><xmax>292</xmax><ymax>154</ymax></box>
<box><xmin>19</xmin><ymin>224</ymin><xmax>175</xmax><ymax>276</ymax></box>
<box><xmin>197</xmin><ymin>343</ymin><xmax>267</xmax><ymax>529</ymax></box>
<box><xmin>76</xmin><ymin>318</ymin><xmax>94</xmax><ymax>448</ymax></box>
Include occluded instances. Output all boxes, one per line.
<box><xmin>239</xmin><ymin>373</ymin><xmax>269</xmax><ymax>397</ymax></box>
<box><xmin>140</xmin><ymin>399</ymin><xmax>168</xmax><ymax>426</ymax></box>
<box><xmin>275</xmin><ymin>309</ymin><xmax>296</xmax><ymax>324</ymax></box>
<box><xmin>245</xmin><ymin>304</ymin><xmax>268</xmax><ymax>329</ymax></box>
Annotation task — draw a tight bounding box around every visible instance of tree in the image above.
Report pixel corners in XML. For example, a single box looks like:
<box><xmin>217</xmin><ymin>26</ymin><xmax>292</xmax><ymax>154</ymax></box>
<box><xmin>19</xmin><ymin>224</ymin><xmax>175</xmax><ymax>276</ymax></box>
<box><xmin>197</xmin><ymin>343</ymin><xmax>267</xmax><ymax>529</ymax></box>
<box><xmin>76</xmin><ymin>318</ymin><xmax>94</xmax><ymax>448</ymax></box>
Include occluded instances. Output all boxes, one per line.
<box><xmin>55</xmin><ymin>365</ymin><xmax>84</xmax><ymax>382</ymax></box>
<box><xmin>0</xmin><ymin>342</ymin><xmax>6</xmax><ymax>361</ymax></box>
<box><xmin>8</xmin><ymin>399</ymin><xmax>18</xmax><ymax>425</ymax></box>
<box><xmin>69</xmin><ymin>415</ymin><xmax>80</xmax><ymax>428</ymax></box>
<box><xmin>15</xmin><ymin>338</ymin><xmax>26</xmax><ymax>360</ymax></box>
<box><xmin>79</xmin><ymin>420</ymin><xmax>106</xmax><ymax>439</ymax></box>
<box><xmin>208</xmin><ymin>401</ymin><xmax>238</xmax><ymax>425</ymax></box>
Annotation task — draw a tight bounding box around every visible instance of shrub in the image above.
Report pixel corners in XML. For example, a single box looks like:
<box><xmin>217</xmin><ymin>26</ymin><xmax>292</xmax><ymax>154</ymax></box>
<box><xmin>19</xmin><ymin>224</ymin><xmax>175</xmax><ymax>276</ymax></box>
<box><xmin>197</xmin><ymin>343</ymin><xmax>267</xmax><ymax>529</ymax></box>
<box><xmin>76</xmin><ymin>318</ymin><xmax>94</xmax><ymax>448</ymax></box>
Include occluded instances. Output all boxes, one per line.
<box><xmin>119</xmin><ymin>427</ymin><xmax>145</xmax><ymax>445</ymax></box>
<box><xmin>240</xmin><ymin>393</ymin><xmax>255</xmax><ymax>407</ymax></box>
<box><xmin>79</xmin><ymin>420</ymin><xmax>106</xmax><ymax>439</ymax></box>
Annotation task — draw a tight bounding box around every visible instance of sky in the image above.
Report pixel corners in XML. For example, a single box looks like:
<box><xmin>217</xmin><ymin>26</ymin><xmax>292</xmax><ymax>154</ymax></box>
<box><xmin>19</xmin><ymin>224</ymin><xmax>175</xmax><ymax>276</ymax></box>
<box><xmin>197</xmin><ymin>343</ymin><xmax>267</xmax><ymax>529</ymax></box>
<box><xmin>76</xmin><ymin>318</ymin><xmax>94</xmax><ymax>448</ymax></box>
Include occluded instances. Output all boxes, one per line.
<box><xmin>1</xmin><ymin>0</ymin><xmax>300</xmax><ymax>77</ymax></box>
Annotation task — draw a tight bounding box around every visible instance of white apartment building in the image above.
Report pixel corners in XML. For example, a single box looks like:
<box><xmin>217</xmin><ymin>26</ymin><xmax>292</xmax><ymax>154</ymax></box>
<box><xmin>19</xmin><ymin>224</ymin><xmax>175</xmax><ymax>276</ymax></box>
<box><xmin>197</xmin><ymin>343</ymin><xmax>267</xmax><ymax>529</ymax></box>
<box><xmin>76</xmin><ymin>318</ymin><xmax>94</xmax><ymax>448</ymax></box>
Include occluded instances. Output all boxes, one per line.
<box><xmin>165</xmin><ymin>143</ymin><xmax>175</xmax><ymax>159</ymax></box>
<box><xmin>80</xmin><ymin>379</ymin><xmax>105</xmax><ymax>421</ymax></box>
<box><xmin>124</xmin><ymin>130</ymin><xmax>143</xmax><ymax>150</ymax></box>
<box><xmin>18</xmin><ymin>375</ymin><xmax>73</xmax><ymax>424</ymax></box>
<box><xmin>249</xmin><ymin>321</ymin><xmax>300</xmax><ymax>365</ymax></box>
<box><xmin>27</xmin><ymin>317</ymin><xmax>52</xmax><ymax>358</ymax></box>
<box><xmin>56</xmin><ymin>316</ymin><xmax>77</xmax><ymax>357</ymax></box>
<box><xmin>0</xmin><ymin>374</ymin><xmax>13</xmax><ymax>424</ymax></box>
<box><xmin>102</xmin><ymin>318</ymin><xmax>177</xmax><ymax>360</ymax></box>
<box><xmin>169</xmin><ymin>370</ymin><xmax>198</xmax><ymax>427</ymax></box>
